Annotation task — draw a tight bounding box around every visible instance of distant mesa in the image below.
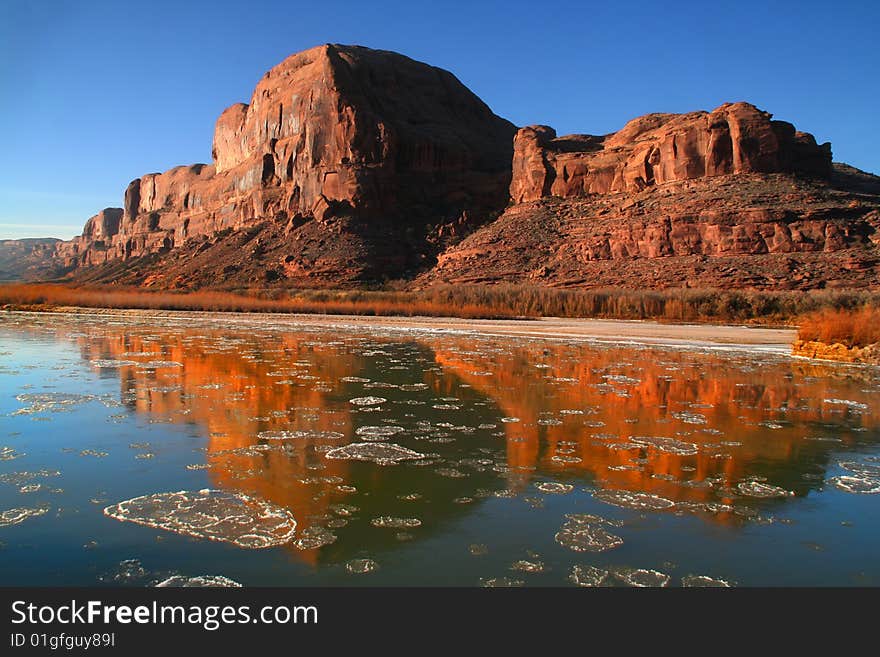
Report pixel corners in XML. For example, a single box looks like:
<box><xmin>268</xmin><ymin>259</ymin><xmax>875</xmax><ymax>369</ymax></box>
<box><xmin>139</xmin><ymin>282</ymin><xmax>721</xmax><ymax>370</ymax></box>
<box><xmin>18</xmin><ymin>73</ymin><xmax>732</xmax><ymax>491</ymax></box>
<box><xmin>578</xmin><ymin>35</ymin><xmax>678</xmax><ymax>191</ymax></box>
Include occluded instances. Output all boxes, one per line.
<box><xmin>5</xmin><ymin>43</ymin><xmax>879</xmax><ymax>290</ymax></box>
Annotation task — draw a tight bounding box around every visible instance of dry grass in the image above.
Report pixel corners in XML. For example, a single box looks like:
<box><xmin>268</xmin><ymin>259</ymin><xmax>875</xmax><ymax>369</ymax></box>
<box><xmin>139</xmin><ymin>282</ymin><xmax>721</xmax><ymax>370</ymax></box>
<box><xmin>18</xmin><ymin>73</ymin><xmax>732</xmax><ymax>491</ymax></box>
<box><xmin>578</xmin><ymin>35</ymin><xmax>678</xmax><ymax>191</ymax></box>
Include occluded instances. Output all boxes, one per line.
<box><xmin>797</xmin><ymin>307</ymin><xmax>880</xmax><ymax>348</ymax></box>
<box><xmin>0</xmin><ymin>284</ymin><xmax>522</xmax><ymax>320</ymax></box>
<box><xmin>3</xmin><ymin>283</ymin><xmax>880</xmax><ymax>333</ymax></box>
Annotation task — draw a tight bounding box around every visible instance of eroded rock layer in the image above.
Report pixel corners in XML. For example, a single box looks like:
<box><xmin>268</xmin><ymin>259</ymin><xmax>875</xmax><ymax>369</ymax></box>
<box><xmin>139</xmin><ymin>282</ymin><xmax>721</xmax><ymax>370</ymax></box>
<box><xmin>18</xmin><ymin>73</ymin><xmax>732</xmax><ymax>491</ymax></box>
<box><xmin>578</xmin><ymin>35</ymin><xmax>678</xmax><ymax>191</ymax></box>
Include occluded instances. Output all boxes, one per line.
<box><xmin>510</xmin><ymin>102</ymin><xmax>832</xmax><ymax>203</ymax></box>
<box><xmin>421</xmin><ymin>167</ymin><xmax>880</xmax><ymax>290</ymax></box>
<box><xmin>38</xmin><ymin>46</ymin><xmax>880</xmax><ymax>290</ymax></box>
<box><xmin>55</xmin><ymin>44</ymin><xmax>516</xmax><ymax>281</ymax></box>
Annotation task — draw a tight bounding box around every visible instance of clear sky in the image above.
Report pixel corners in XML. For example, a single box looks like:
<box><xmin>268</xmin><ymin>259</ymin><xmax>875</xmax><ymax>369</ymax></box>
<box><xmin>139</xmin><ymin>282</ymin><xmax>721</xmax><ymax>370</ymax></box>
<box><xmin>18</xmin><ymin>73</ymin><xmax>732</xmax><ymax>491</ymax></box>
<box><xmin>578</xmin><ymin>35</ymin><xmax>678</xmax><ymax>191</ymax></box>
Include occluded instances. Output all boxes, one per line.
<box><xmin>1</xmin><ymin>0</ymin><xmax>877</xmax><ymax>240</ymax></box>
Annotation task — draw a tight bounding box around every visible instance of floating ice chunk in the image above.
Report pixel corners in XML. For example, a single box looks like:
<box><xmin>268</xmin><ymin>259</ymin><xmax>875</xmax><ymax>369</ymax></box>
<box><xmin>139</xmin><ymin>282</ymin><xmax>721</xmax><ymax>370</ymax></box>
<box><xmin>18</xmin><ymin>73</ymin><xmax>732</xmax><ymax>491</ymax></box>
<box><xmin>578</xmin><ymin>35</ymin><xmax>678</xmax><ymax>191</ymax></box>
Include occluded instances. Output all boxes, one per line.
<box><xmin>823</xmin><ymin>399</ymin><xmax>868</xmax><ymax>411</ymax></box>
<box><xmin>555</xmin><ymin>518</ymin><xmax>623</xmax><ymax>553</ymax></box>
<box><xmin>370</xmin><ymin>516</ymin><xmax>421</xmax><ymax>528</ymax></box>
<box><xmin>0</xmin><ymin>447</ymin><xmax>24</xmax><ymax>461</ymax></box>
<box><xmin>828</xmin><ymin>476</ymin><xmax>880</xmax><ymax>494</ymax></box>
<box><xmin>156</xmin><ymin>575</ymin><xmax>242</xmax><ymax>588</ymax></box>
<box><xmin>292</xmin><ymin>526</ymin><xmax>337</xmax><ymax>550</ymax></box>
<box><xmin>399</xmin><ymin>383</ymin><xmax>429</xmax><ymax>391</ymax></box>
<box><xmin>838</xmin><ymin>461</ymin><xmax>880</xmax><ymax>478</ymax></box>
<box><xmin>569</xmin><ymin>565</ymin><xmax>610</xmax><ymax>587</ymax></box>
<box><xmin>258</xmin><ymin>430</ymin><xmax>344</xmax><ymax>441</ymax></box>
<box><xmin>345</xmin><ymin>558</ymin><xmax>378</xmax><ymax>574</ymax></box>
<box><xmin>79</xmin><ymin>450</ymin><xmax>108</xmax><ymax>458</ymax></box>
<box><xmin>672</xmin><ymin>412</ymin><xmax>707</xmax><ymax>425</ymax></box>
<box><xmin>90</xmin><ymin>359</ymin><xmax>138</xmax><ymax>368</ymax></box>
<box><xmin>141</xmin><ymin>361</ymin><xmax>183</xmax><ymax>369</ymax></box>
<box><xmin>349</xmin><ymin>397</ymin><xmax>386</xmax><ymax>406</ymax></box>
<box><xmin>100</xmin><ymin>559</ymin><xmax>148</xmax><ymax>584</ymax></box>
<box><xmin>535</xmin><ymin>482</ymin><xmax>574</xmax><ymax>495</ymax></box>
<box><xmin>481</xmin><ymin>577</ymin><xmax>524</xmax><ymax>587</ymax></box>
<box><xmin>355</xmin><ymin>426</ymin><xmax>404</xmax><ymax>441</ymax></box>
<box><xmin>341</xmin><ymin>377</ymin><xmax>370</xmax><ymax>383</ymax></box>
<box><xmin>500</xmin><ymin>417</ymin><xmax>520</xmax><ymax>423</ymax></box>
<box><xmin>612</xmin><ymin>568</ymin><xmax>670</xmax><ymax>587</ymax></box>
<box><xmin>511</xmin><ymin>560</ymin><xmax>545</xmax><ymax>573</ymax></box>
<box><xmin>736</xmin><ymin>481</ymin><xmax>794</xmax><ymax>498</ymax></box>
<box><xmin>681</xmin><ymin>574</ymin><xmax>731</xmax><ymax>587</ymax></box>
<box><xmin>103</xmin><ymin>490</ymin><xmax>297</xmax><ymax>549</ymax></box>
<box><xmin>13</xmin><ymin>392</ymin><xmax>96</xmax><ymax>415</ymax></box>
<box><xmin>629</xmin><ymin>436</ymin><xmax>698</xmax><ymax>456</ymax></box>
<box><xmin>0</xmin><ymin>505</ymin><xmax>49</xmax><ymax>527</ymax></box>
<box><xmin>593</xmin><ymin>489</ymin><xmax>675</xmax><ymax>510</ymax></box>
<box><xmin>325</xmin><ymin>443</ymin><xmax>425</xmax><ymax>465</ymax></box>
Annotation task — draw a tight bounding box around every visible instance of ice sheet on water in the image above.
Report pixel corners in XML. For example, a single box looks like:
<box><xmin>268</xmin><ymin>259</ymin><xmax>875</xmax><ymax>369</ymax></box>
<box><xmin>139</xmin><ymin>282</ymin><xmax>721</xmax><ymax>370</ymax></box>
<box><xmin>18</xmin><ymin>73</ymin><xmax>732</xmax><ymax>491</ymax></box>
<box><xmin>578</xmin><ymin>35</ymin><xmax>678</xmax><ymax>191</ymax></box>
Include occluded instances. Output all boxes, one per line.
<box><xmin>535</xmin><ymin>482</ymin><xmax>574</xmax><ymax>495</ymax></box>
<box><xmin>258</xmin><ymin>430</ymin><xmax>344</xmax><ymax>441</ymax></box>
<box><xmin>823</xmin><ymin>398</ymin><xmax>868</xmax><ymax>411</ymax></box>
<box><xmin>0</xmin><ymin>505</ymin><xmax>50</xmax><ymax>527</ymax></box>
<box><xmin>828</xmin><ymin>475</ymin><xmax>880</xmax><ymax>494</ymax></box>
<box><xmin>593</xmin><ymin>489</ymin><xmax>675</xmax><ymax>510</ymax></box>
<box><xmin>672</xmin><ymin>412</ymin><xmax>707</xmax><ymax>425</ymax></box>
<box><xmin>13</xmin><ymin>392</ymin><xmax>97</xmax><ymax>415</ymax></box>
<box><xmin>611</xmin><ymin>568</ymin><xmax>670</xmax><ymax>587</ymax></box>
<box><xmin>355</xmin><ymin>426</ymin><xmax>404</xmax><ymax>441</ymax></box>
<box><xmin>629</xmin><ymin>436</ymin><xmax>698</xmax><ymax>456</ymax></box>
<box><xmin>511</xmin><ymin>560</ymin><xmax>545</xmax><ymax>573</ymax></box>
<box><xmin>0</xmin><ymin>447</ymin><xmax>25</xmax><ymax>461</ymax></box>
<box><xmin>349</xmin><ymin>396</ymin><xmax>387</xmax><ymax>406</ymax></box>
<box><xmin>736</xmin><ymin>481</ymin><xmax>794</xmax><ymax>498</ymax></box>
<box><xmin>292</xmin><ymin>526</ymin><xmax>338</xmax><ymax>550</ymax></box>
<box><xmin>91</xmin><ymin>359</ymin><xmax>138</xmax><ymax>368</ymax></box>
<box><xmin>555</xmin><ymin>515</ymin><xmax>623</xmax><ymax>553</ymax></box>
<box><xmin>345</xmin><ymin>558</ymin><xmax>378</xmax><ymax>574</ymax></box>
<box><xmin>140</xmin><ymin>361</ymin><xmax>183</xmax><ymax>369</ymax></box>
<box><xmin>371</xmin><ymin>516</ymin><xmax>421</xmax><ymax>528</ymax></box>
<box><xmin>100</xmin><ymin>559</ymin><xmax>148</xmax><ymax>584</ymax></box>
<box><xmin>839</xmin><ymin>461</ymin><xmax>880</xmax><ymax>478</ymax></box>
<box><xmin>481</xmin><ymin>577</ymin><xmax>524</xmax><ymax>587</ymax></box>
<box><xmin>156</xmin><ymin>575</ymin><xmax>242</xmax><ymax>588</ymax></box>
<box><xmin>681</xmin><ymin>574</ymin><xmax>731</xmax><ymax>587</ymax></box>
<box><xmin>103</xmin><ymin>489</ymin><xmax>297</xmax><ymax>549</ymax></box>
<box><xmin>570</xmin><ymin>565</ymin><xmax>610</xmax><ymax>587</ymax></box>
<box><xmin>325</xmin><ymin>443</ymin><xmax>425</xmax><ymax>465</ymax></box>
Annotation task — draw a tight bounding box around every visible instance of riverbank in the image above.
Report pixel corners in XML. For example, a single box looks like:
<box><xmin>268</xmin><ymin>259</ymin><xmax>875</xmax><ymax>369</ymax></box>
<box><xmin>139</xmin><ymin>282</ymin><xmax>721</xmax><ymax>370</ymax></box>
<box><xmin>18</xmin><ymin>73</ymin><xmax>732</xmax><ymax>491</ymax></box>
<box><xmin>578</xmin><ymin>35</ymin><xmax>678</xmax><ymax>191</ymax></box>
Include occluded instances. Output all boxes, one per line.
<box><xmin>1</xmin><ymin>306</ymin><xmax>797</xmax><ymax>352</ymax></box>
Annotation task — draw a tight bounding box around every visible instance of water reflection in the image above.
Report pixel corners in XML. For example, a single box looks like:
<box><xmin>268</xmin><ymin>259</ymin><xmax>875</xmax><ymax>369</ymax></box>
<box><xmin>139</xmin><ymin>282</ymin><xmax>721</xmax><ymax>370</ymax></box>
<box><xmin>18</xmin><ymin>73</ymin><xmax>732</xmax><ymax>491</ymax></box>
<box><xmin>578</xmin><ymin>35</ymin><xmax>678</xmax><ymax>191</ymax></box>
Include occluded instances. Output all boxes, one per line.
<box><xmin>1</xmin><ymin>312</ymin><xmax>879</xmax><ymax>585</ymax></box>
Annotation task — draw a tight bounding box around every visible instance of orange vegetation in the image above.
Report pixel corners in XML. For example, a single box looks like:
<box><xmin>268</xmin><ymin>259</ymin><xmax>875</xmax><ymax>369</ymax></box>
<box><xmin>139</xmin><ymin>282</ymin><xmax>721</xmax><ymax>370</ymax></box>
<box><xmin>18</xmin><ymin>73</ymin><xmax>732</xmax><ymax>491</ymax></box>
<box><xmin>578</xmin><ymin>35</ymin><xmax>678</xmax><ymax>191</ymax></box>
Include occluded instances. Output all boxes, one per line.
<box><xmin>797</xmin><ymin>306</ymin><xmax>880</xmax><ymax>348</ymax></box>
<box><xmin>3</xmin><ymin>282</ymin><xmax>880</xmax><ymax>326</ymax></box>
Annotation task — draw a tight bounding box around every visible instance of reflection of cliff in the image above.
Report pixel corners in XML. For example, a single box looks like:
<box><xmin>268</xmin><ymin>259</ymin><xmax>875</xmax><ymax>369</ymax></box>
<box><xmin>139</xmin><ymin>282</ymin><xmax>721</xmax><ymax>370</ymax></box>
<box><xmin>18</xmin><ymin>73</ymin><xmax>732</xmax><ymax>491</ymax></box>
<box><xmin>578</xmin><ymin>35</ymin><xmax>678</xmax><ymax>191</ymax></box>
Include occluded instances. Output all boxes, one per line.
<box><xmin>432</xmin><ymin>340</ymin><xmax>878</xmax><ymax>513</ymax></box>
<box><xmin>54</xmin><ymin>316</ymin><xmax>880</xmax><ymax>550</ymax></box>
<box><xmin>71</xmin><ymin>326</ymin><xmax>504</xmax><ymax>564</ymax></box>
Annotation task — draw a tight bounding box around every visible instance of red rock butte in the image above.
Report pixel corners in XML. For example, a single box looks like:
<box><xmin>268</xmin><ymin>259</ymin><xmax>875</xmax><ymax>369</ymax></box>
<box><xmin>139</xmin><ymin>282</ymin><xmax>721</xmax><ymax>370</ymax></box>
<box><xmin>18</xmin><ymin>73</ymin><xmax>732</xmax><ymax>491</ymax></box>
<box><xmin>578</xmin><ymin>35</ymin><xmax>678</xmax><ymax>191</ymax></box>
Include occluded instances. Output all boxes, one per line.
<box><xmin>29</xmin><ymin>44</ymin><xmax>880</xmax><ymax>289</ymax></box>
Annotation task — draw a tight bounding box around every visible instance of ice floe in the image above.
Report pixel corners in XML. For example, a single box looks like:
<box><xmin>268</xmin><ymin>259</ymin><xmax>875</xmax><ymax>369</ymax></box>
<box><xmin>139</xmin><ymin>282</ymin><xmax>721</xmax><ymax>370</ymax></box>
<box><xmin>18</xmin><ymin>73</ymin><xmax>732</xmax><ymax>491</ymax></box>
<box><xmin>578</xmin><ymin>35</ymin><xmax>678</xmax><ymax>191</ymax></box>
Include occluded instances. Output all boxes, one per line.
<box><xmin>103</xmin><ymin>489</ymin><xmax>297</xmax><ymax>549</ymax></box>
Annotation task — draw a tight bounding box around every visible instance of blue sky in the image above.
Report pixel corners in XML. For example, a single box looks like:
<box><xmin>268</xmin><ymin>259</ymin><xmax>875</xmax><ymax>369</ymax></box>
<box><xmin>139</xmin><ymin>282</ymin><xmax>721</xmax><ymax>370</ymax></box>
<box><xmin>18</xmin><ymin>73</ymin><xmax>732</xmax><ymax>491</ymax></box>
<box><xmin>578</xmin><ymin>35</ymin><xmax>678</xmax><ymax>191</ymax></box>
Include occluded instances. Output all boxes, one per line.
<box><xmin>1</xmin><ymin>0</ymin><xmax>877</xmax><ymax>239</ymax></box>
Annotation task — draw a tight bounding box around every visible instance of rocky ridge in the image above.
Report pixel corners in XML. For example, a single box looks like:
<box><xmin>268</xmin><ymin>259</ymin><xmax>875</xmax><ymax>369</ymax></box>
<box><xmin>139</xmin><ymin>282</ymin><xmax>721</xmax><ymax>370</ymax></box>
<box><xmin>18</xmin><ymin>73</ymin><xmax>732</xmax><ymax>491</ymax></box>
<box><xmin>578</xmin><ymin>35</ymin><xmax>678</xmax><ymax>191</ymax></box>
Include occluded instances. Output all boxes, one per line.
<box><xmin>27</xmin><ymin>45</ymin><xmax>880</xmax><ymax>290</ymax></box>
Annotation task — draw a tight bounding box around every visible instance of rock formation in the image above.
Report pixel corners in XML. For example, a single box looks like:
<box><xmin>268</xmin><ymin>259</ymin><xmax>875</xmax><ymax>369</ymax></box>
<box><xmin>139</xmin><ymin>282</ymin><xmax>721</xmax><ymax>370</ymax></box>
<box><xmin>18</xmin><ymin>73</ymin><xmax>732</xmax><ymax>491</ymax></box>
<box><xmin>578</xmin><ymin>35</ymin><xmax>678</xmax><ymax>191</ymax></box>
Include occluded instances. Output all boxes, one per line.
<box><xmin>0</xmin><ymin>238</ymin><xmax>62</xmax><ymax>281</ymax></box>
<box><xmin>509</xmin><ymin>102</ymin><xmax>832</xmax><ymax>203</ymax></box>
<box><xmin>30</xmin><ymin>45</ymin><xmax>880</xmax><ymax>291</ymax></box>
<box><xmin>56</xmin><ymin>44</ymin><xmax>516</xmax><ymax>283</ymax></box>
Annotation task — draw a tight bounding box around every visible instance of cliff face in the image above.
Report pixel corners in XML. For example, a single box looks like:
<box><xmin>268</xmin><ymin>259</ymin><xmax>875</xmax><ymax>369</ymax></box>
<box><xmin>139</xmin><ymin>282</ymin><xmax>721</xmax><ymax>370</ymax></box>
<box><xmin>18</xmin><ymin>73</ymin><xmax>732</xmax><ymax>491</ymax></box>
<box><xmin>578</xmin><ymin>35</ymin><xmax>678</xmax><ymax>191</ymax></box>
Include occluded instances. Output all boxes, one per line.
<box><xmin>56</xmin><ymin>44</ymin><xmax>516</xmax><ymax>283</ymax></box>
<box><xmin>0</xmin><ymin>238</ymin><xmax>62</xmax><ymax>281</ymax></box>
<box><xmin>422</xmin><ymin>168</ymin><xmax>880</xmax><ymax>290</ymax></box>
<box><xmin>509</xmin><ymin>102</ymin><xmax>832</xmax><ymax>203</ymax></box>
<box><xmin>421</xmin><ymin>103</ymin><xmax>879</xmax><ymax>290</ymax></box>
<box><xmin>46</xmin><ymin>45</ymin><xmax>880</xmax><ymax>290</ymax></box>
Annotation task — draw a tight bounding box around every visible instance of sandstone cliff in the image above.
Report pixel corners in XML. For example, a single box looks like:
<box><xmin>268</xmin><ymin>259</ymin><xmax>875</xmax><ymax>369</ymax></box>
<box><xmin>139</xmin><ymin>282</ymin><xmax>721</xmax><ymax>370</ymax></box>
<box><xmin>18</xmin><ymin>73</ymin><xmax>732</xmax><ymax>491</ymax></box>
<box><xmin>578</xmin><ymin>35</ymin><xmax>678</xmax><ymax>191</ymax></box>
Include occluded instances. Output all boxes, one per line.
<box><xmin>510</xmin><ymin>102</ymin><xmax>831</xmax><ymax>203</ymax></box>
<box><xmin>0</xmin><ymin>238</ymin><xmax>63</xmax><ymax>281</ymax></box>
<box><xmin>56</xmin><ymin>44</ymin><xmax>516</xmax><ymax>284</ymax></box>
<box><xmin>42</xmin><ymin>46</ymin><xmax>880</xmax><ymax>291</ymax></box>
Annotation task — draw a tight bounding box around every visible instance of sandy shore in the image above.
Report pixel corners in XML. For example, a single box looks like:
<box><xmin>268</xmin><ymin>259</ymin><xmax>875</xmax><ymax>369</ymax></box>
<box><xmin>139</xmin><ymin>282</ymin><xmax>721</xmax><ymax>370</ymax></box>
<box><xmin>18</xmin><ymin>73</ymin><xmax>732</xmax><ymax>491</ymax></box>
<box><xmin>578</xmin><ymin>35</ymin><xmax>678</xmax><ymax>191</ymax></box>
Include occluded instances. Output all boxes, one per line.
<box><xmin>7</xmin><ymin>307</ymin><xmax>797</xmax><ymax>353</ymax></box>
